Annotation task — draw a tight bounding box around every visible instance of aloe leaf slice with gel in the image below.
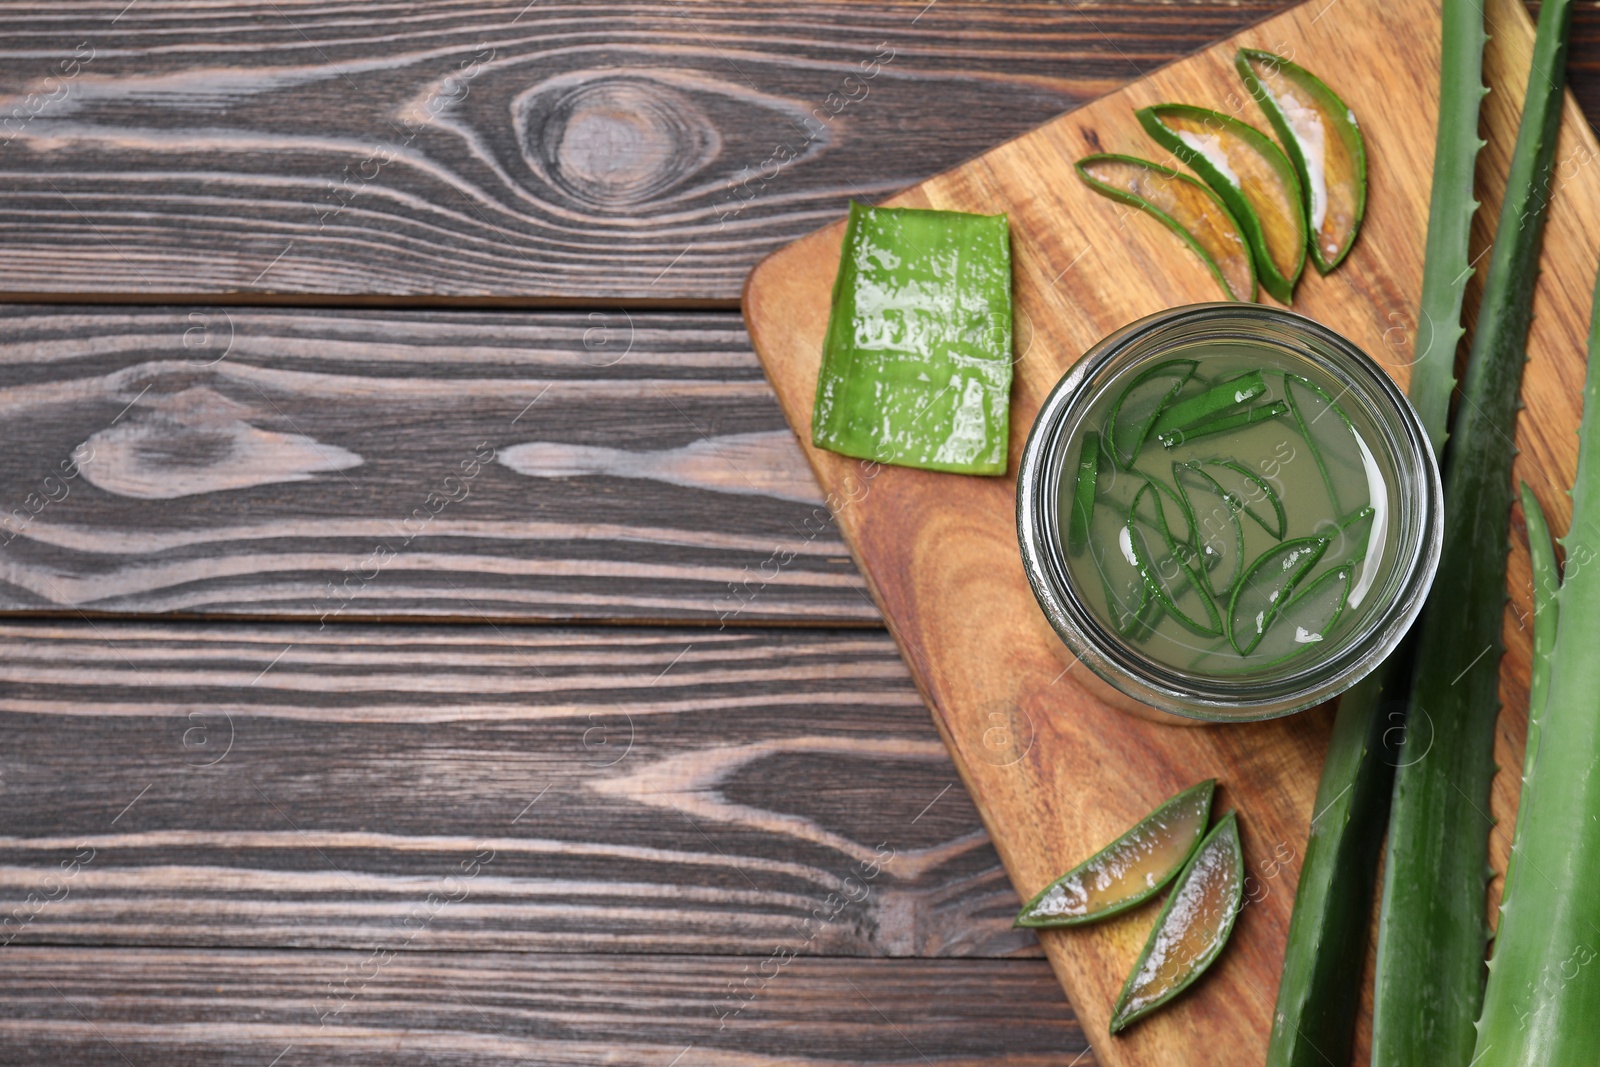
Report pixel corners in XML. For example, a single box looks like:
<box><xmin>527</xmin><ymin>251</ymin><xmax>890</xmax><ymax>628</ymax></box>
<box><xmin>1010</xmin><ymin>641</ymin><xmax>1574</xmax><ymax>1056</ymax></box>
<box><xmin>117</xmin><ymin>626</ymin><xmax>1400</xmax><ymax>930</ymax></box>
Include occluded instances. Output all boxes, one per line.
<box><xmin>1110</xmin><ymin>811</ymin><xmax>1245</xmax><ymax>1033</ymax></box>
<box><xmin>1077</xmin><ymin>154</ymin><xmax>1258</xmax><ymax>301</ymax></box>
<box><xmin>1015</xmin><ymin>780</ymin><xmax>1216</xmax><ymax>928</ymax></box>
<box><xmin>1237</xmin><ymin>50</ymin><xmax>1367</xmax><ymax>273</ymax></box>
<box><xmin>1138</xmin><ymin>104</ymin><xmax>1308</xmax><ymax>302</ymax></box>
<box><xmin>1228</xmin><ymin>537</ymin><xmax>1328</xmax><ymax>656</ymax></box>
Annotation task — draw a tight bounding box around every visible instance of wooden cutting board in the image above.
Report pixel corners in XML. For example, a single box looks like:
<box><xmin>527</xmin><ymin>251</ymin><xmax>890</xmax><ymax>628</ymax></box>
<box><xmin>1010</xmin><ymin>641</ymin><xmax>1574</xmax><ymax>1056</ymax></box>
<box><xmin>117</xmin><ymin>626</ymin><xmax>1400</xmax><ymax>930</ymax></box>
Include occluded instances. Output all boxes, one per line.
<box><xmin>742</xmin><ymin>0</ymin><xmax>1600</xmax><ymax>1062</ymax></box>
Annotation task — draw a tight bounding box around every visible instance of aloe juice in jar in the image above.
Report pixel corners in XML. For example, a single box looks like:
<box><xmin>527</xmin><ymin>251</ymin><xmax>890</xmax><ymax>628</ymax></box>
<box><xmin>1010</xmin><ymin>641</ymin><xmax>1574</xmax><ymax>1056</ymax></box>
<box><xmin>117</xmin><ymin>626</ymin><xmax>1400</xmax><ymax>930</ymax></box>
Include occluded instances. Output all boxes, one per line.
<box><xmin>1058</xmin><ymin>341</ymin><xmax>1395</xmax><ymax>676</ymax></box>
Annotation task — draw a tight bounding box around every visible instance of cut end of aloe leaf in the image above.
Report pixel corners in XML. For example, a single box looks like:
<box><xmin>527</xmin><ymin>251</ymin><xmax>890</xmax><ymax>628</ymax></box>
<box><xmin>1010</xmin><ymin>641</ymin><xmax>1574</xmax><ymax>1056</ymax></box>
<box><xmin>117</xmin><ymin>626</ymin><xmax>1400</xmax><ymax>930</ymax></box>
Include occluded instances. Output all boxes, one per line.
<box><xmin>1235</xmin><ymin>50</ymin><xmax>1367</xmax><ymax>273</ymax></box>
<box><xmin>1137</xmin><ymin>104</ymin><xmax>1307</xmax><ymax>303</ymax></box>
<box><xmin>1109</xmin><ymin>810</ymin><xmax>1244</xmax><ymax>1033</ymax></box>
<box><xmin>1015</xmin><ymin>779</ymin><xmax>1216</xmax><ymax>928</ymax></box>
<box><xmin>1077</xmin><ymin>154</ymin><xmax>1258</xmax><ymax>302</ymax></box>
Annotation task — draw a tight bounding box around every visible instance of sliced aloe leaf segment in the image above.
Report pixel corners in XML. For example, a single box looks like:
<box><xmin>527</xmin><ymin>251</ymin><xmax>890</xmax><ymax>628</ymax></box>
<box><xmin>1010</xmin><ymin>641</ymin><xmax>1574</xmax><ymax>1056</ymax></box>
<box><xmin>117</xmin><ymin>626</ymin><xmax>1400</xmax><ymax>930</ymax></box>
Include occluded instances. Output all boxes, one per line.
<box><xmin>1174</xmin><ymin>463</ymin><xmax>1245</xmax><ymax>596</ymax></box>
<box><xmin>1135</xmin><ymin>473</ymin><xmax>1196</xmax><ymax>546</ymax></box>
<box><xmin>1129</xmin><ymin>484</ymin><xmax>1221</xmax><ymax>637</ymax></box>
<box><xmin>1323</xmin><ymin>505</ymin><xmax>1375</xmax><ymax>566</ymax></box>
<box><xmin>1015</xmin><ymin>780</ymin><xmax>1216</xmax><ymax>928</ymax></box>
<box><xmin>1151</xmin><ymin>371</ymin><xmax>1267</xmax><ymax>437</ymax></box>
<box><xmin>1137</xmin><ymin>104</ymin><xmax>1307</xmax><ymax>302</ymax></box>
<box><xmin>1249</xmin><ymin>564</ymin><xmax>1353</xmax><ymax>665</ymax></box>
<box><xmin>1283</xmin><ymin>373</ymin><xmax>1364</xmax><ymax>518</ymax></box>
<box><xmin>1119</xmin><ymin>581</ymin><xmax>1164</xmax><ymax>639</ymax></box>
<box><xmin>1077</xmin><ymin>154</ymin><xmax>1258</xmax><ymax>302</ymax></box>
<box><xmin>1195</xmin><ymin>459</ymin><xmax>1286</xmax><ymax>538</ymax></box>
<box><xmin>1158</xmin><ymin>400</ymin><xmax>1288</xmax><ymax>449</ymax></box>
<box><xmin>1228</xmin><ymin>536</ymin><xmax>1329</xmax><ymax>655</ymax></box>
<box><xmin>1237</xmin><ymin>50</ymin><xmax>1367</xmax><ymax>273</ymax></box>
<box><xmin>1110</xmin><ymin>811</ymin><xmax>1245</xmax><ymax>1033</ymax></box>
<box><xmin>1069</xmin><ymin>431</ymin><xmax>1100</xmax><ymax>554</ymax></box>
<box><xmin>1106</xmin><ymin>359</ymin><xmax>1198</xmax><ymax>467</ymax></box>
<box><xmin>1095</xmin><ymin>537</ymin><xmax>1152</xmax><ymax>637</ymax></box>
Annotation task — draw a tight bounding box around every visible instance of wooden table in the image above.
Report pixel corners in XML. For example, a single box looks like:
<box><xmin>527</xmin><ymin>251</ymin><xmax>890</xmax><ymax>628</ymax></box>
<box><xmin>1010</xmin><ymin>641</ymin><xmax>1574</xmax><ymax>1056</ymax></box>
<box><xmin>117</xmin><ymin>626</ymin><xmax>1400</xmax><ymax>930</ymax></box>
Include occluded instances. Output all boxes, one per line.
<box><xmin>1</xmin><ymin>2</ymin><xmax>1595</xmax><ymax>1063</ymax></box>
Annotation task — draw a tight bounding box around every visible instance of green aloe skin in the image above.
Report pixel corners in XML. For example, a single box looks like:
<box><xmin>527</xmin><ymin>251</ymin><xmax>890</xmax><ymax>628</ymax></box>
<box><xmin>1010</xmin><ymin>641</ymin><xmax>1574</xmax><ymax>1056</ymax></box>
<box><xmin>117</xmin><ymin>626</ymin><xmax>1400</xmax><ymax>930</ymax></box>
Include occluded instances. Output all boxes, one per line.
<box><xmin>1374</xmin><ymin>0</ymin><xmax>1574</xmax><ymax>1061</ymax></box>
<box><xmin>1267</xmin><ymin>6</ymin><xmax>1486</xmax><ymax>1061</ymax></box>
<box><xmin>1408</xmin><ymin>0</ymin><xmax>1490</xmax><ymax>457</ymax></box>
<box><xmin>1266</xmin><ymin>660</ymin><xmax>1400</xmax><ymax>1066</ymax></box>
<box><xmin>1495</xmin><ymin>484</ymin><xmax>1558</xmax><ymax>913</ymax></box>
<box><xmin>1470</xmin><ymin>274</ymin><xmax>1600</xmax><ymax>1067</ymax></box>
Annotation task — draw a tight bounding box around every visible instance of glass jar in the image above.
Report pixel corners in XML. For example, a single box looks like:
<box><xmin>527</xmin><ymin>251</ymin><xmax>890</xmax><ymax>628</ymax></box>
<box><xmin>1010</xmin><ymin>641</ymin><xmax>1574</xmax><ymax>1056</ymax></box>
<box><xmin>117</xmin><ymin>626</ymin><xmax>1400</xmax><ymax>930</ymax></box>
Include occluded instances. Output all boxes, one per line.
<box><xmin>1016</xmin><ymin>304</ymin><xmax>1442</xmax><ymax>722</ymax></box>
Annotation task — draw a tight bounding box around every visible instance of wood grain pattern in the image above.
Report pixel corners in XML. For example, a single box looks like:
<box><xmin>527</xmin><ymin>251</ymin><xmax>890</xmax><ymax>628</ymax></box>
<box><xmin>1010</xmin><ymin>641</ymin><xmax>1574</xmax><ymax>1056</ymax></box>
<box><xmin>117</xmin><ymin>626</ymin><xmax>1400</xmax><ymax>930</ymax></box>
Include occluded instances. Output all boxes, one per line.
<box><xmin>0</xmin><ymin>948</ymin><xmax>1088</xmax><ymax>1066</ymax></box>
<box><xmin>0</xmin><ymin>622</ymin><xmax>1037</xmax><ymax>959</ymax></box>
<box><xmin>0</xmin><ymin>306</ymin><xmax>874</xmax><ymax>623</ymax></box>
<box><xmin>0</xmin><ymin>0</ymin><xmax>1286</xmax><ymax>302</ymax></box>
<box><xmin>743</xmin><ymin>0</ymin><xmax>1600</xmax><ymax>1060</ymax></box>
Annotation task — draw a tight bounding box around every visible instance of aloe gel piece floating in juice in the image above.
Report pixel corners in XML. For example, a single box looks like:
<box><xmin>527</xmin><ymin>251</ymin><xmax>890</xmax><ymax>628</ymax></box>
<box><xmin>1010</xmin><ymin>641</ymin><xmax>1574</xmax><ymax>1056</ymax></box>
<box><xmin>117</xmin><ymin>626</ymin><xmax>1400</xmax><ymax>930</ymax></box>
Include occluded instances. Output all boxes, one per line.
<box><xmin>1015</xmin><ymin>780</ymin><xmax>1215</xmax><ymax>928</ymax></box>
<box><xmin>811</xmin><ymin>201</ymin><xmax>1013</xmax><ymax>474</ymax></box>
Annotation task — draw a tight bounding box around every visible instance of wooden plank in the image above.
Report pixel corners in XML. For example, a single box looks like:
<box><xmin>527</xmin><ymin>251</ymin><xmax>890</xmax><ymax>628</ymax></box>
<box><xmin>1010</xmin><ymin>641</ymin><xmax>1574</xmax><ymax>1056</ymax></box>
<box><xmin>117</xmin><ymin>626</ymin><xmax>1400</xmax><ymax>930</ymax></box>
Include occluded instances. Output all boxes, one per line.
<box><xmin>0</xmin><ymin>0</ymin><xmax>1290</xmax><ymax>302</ymax></box>
<box><xmin>0</xmin><ymin>948</ymin><xmax>1087</xmax><ymax>1066</ymax></box>
<box><xmin>0</xmin><ymin>306</ymin><xmax>873</xmax><ymax>623</ymax></box>
<box><xmin>0</xmin><ymin>621</ymin><xmax>1037</xmax><ymax>959</ymax></box>
<box><xmin>742</xmin><ymin>0</ymin><xmax>1600</xmax><ymax>1060</ymax></box>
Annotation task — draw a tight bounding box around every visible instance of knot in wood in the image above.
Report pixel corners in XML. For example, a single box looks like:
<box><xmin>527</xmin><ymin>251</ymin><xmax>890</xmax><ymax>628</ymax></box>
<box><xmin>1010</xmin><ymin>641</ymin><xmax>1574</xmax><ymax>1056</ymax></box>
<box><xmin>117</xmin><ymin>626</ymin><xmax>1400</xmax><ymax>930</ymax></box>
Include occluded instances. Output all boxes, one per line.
<box><xmin>529</xmin><ymin>76</ymin><xmax>717</xmax><ymax>209</ymax></box>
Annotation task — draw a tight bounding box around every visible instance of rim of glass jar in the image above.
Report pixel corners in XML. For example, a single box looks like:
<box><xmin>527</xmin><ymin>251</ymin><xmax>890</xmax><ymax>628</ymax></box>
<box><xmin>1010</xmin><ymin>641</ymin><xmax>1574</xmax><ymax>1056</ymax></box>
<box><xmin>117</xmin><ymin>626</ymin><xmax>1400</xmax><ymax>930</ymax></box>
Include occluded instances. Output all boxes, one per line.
<box><xmin>1016</xmin><ymin>303</ymin><xmax>1443</xmax><ymax>722</ymax></box>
